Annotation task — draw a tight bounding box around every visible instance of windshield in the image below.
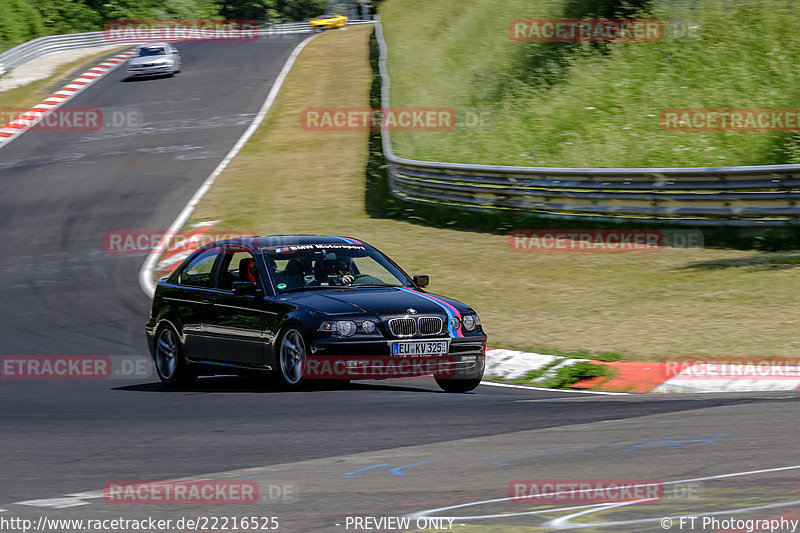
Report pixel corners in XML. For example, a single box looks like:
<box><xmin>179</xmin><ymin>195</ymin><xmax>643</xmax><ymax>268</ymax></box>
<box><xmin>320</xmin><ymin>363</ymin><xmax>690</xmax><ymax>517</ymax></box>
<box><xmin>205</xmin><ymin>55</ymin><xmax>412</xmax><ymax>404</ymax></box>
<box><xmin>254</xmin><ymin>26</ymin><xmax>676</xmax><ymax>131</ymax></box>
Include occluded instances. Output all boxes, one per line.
<box><xmin>138</xmin><ymin>47</ymin><xmax>167</xmax><ymax>56</ymax></box>
<box><xmin>262</xmin><ymin>244</ymin><xmax>411</xmax><ymax>292</ymax></box>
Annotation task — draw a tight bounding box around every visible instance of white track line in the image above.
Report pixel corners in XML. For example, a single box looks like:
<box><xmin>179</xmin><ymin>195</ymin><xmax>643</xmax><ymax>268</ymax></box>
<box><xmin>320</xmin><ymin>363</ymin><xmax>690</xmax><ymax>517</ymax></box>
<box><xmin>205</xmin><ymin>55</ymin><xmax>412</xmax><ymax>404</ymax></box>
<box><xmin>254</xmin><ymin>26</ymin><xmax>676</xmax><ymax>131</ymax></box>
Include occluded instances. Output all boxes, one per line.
<box><xmin>138</xmin><ymin>33</ymin><xmax>320</xmax><ymax>297</ymax></box>
<box><xmin>480</xmin><ymin>380</ymin><xmax>629</xmax><ymax>395</ymax></box>
<box><xmin>408</xmin><ymin>463</ymin><xmax>800</xmax><ymax>521</ymax></box>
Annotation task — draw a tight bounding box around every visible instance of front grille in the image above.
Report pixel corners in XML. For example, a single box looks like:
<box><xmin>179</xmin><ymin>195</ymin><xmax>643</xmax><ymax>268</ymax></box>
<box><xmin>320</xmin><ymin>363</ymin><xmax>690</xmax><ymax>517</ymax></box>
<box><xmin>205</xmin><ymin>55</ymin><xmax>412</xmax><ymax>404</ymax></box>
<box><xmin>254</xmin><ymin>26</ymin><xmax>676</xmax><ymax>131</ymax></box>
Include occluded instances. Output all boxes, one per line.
<box><xmin>389</xmin><ymin>318</ymin><xmax>416</xmax><ymax>337</ymax></box>
<box><xmin>418</xmin><ymin>316</ymin><xmax>443</xmax><ymax>335</ymax></box>
<box><xmin>388</xmin><ymin>317</ymin><xmax>443</xmax><ymax>337</ymax></box>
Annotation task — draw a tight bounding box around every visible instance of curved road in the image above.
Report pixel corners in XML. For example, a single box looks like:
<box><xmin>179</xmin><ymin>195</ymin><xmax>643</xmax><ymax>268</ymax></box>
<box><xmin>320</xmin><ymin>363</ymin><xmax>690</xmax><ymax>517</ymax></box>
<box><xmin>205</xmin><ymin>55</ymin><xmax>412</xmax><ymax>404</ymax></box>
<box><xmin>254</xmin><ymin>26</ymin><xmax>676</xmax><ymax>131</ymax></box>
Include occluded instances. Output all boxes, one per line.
<box><xmin>0</xmin><ymin>35</ymin><xmax>798</xmax><ymax>532</ymax></box>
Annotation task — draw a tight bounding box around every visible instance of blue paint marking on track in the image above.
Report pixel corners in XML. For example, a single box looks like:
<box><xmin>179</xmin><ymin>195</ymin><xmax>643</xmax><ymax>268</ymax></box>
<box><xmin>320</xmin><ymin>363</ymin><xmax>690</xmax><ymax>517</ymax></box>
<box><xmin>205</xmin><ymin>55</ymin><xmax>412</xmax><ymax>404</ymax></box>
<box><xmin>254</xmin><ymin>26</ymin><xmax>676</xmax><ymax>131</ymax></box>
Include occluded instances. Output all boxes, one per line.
<box><xmin>230</xmin><ymin>434</ymin><xmax>729</xmax><ymax>483</ymax></box>
<box><xmin>389</xmin><ymin>462</ymin><xmax>432</xmax><ymax>476</ymax></box>
<box><xmin>620</xmin><ymin>436</ymin><xmax>724</xmax><ymax>452</ymax></box>
<box><xmin>344</xmin><ymin>464</ymin><xmax>391</xmax><ymax>478</ymax></box>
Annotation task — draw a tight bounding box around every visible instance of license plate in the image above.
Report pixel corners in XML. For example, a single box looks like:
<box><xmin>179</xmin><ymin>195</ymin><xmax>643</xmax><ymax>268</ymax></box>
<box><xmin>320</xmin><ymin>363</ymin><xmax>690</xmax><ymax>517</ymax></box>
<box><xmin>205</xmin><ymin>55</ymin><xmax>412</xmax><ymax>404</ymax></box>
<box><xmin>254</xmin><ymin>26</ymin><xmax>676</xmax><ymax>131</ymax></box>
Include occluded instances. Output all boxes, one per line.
<box><xmin>392</xmin><ymin>340</ymin><xmax>449</xmax><ymax>356</ymax></box>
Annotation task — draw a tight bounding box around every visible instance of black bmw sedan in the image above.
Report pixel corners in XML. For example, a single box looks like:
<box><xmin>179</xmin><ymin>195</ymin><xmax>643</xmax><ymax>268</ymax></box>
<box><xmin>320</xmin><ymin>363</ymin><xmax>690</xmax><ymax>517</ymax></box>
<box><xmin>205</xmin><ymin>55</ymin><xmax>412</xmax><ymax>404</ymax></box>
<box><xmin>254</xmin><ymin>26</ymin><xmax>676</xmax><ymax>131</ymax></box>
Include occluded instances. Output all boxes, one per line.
<box><xmin>145</xmin><ymin>235</ymin><xmax>486</xmax><ymax>392</ymax></box>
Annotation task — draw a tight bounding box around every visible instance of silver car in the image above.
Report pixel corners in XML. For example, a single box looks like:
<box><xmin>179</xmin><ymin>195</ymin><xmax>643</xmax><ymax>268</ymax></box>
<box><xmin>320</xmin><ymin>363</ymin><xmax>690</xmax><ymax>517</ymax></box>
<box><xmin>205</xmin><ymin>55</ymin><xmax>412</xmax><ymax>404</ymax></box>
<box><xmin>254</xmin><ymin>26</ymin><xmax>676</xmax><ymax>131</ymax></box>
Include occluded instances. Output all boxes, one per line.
<box><xmin>126</xmin><ymin>43</ymin><xmax>181</xmax><ymax>78</ymax></box>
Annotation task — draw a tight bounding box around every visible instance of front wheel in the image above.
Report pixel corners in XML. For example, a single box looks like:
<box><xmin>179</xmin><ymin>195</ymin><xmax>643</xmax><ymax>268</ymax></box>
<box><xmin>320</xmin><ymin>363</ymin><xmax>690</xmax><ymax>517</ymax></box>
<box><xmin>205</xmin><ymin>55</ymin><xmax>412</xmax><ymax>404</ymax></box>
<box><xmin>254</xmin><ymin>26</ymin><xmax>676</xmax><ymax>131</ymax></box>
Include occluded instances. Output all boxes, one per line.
<box><xmin>435</xmin><ymin>374</ymin><xmax>483</xmax><ymax>393</ymax></box>
<box><xmin>154</xmin><ymin>326</ymin><xmax>195</xmax><ymax>387</ymax></box>
<box><xmin>276</xmin><ymin>327</ymin><xmax>308</xmax><ymax>389</ymax></box>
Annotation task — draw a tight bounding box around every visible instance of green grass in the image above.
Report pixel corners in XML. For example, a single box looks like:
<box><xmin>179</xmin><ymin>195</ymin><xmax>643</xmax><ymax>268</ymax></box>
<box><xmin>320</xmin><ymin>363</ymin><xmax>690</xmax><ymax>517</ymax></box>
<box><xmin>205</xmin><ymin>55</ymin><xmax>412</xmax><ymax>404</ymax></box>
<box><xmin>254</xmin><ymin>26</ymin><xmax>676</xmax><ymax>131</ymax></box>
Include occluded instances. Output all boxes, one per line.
<box><xmin>538</xmin><ymin>362</ymin><xmax>612</xmax><ymax>388</ymax></box>
<box><xmin>504</xmin><ymin>358</ymin><xmax>564</xmax><ymax>384</ymax></box>
<box><xmin>380</xmin><ymin>0</ymin><xmax>800</xmax><ymax>167</ymax></box>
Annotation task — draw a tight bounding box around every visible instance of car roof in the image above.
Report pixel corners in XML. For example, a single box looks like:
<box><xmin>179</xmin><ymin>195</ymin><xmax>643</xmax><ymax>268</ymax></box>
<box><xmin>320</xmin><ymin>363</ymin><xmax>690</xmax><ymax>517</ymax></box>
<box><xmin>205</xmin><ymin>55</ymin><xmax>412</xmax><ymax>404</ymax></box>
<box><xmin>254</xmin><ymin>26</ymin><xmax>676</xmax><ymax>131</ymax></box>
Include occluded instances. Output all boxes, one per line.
<box><xmin>211</xmin><ymin>235</ymin><xmax>370</xmax><ymax>248</ymax></box>
<box><xmin>138</xmin><ymin>43</ymin><xmax>171</xmax><ymax>48</ymax></box>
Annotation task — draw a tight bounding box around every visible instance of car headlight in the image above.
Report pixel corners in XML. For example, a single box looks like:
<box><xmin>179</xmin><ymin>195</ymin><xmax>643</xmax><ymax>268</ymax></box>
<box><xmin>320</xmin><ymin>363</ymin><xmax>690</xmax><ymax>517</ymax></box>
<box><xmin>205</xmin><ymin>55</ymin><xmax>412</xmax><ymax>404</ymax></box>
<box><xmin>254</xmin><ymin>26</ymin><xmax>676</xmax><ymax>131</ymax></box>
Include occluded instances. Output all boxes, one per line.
<box><xmin>451</xmin><ymin>316</ymin><xmax>461</xmax><ymax>330</ymax></box>
<box><xmin>462</xmin><ymin>314</ymin><xmax>480</xmax><ymax>331</ymax></box>
<box><xmin>361</xmin><ymin>320</ymin><xmax>376</xmax><ymax>333</ymax></box>
<box><xmin>320</xmin><ymin>320</ymin><xmax>357</xmax><ymax>336</ymax></box>
<box><xmin>337</xmin><ymin>321</ymin><xmax>357</xmax><ymax>336</ymax></box>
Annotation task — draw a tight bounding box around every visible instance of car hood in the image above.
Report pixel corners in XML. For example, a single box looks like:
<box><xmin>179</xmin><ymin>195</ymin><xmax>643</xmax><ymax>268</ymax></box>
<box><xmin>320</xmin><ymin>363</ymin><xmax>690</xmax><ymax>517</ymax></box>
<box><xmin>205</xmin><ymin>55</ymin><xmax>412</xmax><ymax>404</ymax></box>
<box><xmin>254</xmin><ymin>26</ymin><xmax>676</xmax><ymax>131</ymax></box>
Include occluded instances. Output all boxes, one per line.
<box><xmin>283</xmin><ymin>287</ymin><xmax>472</xmax><ymax>318</ymax></box>
<box><xmin>128</xmin><ymin>56</ymin><xmax>173</xmax><ymax>65</ymax></box>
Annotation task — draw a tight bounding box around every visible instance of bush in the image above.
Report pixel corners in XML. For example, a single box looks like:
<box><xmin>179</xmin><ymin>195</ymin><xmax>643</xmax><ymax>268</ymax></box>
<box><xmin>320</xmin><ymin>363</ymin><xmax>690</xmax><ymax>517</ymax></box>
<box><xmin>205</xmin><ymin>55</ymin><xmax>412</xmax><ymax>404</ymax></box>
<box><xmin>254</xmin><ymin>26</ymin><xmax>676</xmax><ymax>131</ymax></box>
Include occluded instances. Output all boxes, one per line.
<box><xmin>540</xmin><ymin>362</ymin><xmax>610</xmax><ymax>388</ymax></box>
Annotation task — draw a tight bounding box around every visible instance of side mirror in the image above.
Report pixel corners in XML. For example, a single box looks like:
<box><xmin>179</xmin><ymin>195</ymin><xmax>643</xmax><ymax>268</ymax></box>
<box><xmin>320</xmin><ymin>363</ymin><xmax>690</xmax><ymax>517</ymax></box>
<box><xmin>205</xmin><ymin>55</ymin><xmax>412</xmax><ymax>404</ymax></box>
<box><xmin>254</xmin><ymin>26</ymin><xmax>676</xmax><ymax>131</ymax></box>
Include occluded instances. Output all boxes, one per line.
<box><xmin>232</xmin><ymin>281</ymin><xmax>258</xmax><ymax>296</ymax></box>
<box><xmin>413</xmin><ymin>274</ymin><xmax>429</xmax><ymax>288</ymax></box>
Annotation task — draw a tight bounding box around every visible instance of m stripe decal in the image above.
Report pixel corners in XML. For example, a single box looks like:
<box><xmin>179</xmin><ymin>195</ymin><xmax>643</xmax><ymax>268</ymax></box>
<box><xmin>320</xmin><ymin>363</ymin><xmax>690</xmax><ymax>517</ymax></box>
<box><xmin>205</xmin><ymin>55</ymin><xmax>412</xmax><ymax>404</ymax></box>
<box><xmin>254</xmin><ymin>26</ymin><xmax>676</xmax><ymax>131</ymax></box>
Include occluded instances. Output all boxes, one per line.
<box><xmin>399</xmin><ymin>287</ymin><xmax>463</xmax><ymax>338</ymax></box>
<box><xmin>337</xmin><ymin>237</ymin><xmax>363</xmax><ymax>245</ymax></box>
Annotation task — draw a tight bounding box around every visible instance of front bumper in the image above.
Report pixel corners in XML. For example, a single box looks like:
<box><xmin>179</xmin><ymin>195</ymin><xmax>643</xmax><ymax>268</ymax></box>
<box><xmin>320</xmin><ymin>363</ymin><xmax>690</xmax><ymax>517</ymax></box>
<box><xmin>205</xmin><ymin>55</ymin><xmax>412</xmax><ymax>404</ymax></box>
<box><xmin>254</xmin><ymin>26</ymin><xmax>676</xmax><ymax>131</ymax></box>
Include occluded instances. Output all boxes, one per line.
<box><xmin>145</xmin><ymin>324</ymin><xmax>156</xmax><ymax>358</ymax></box>
<box><xmin>311</xmin><ymin>22</ymin><xmax>342</xmax><ymax>30</ymax></box>
<box><xmin>127</xmin><ymin>65</ymin><xmax>173</xmax><ymax>77</ymax></box>
<box><xmin>307</xmin><ymin>335</ymin><xmax>486</xmax><ymax>380</ymax></box>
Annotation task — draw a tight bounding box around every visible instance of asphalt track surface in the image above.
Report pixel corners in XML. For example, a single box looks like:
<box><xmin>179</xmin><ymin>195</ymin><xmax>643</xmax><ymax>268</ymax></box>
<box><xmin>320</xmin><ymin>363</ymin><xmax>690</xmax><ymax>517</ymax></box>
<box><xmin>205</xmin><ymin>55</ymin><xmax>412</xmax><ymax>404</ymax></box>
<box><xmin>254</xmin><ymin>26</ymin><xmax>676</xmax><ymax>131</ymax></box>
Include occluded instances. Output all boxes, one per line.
<box><xmin>0</xmin><ymin>35</ymin><xmax>799</xmax><ymax>532</ymax></box>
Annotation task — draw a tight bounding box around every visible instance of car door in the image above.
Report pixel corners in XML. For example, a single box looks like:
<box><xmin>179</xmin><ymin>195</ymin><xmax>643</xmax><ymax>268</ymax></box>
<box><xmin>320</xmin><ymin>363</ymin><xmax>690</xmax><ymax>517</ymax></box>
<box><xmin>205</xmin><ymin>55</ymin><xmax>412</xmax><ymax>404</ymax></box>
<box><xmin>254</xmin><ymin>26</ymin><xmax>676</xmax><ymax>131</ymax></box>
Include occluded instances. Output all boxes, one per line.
<box><xmin>171</xmin><ymin>247</ymin><xmax>224</xmax><ymax>360</ymax></box>
<box><xmin>200</xmin><ymin>249</ymin><xmax>278</xmax><ymax>366</ymax></box>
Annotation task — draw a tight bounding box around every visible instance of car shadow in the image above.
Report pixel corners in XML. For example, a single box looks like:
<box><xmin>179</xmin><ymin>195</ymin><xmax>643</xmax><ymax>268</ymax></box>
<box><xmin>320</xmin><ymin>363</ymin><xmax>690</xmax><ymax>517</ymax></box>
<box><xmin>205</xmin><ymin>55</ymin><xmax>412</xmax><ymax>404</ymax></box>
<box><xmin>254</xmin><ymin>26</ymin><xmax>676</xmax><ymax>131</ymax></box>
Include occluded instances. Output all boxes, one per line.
<box><xmin>122</xmin><ymin>74</ymin><xmax>174</xmax><ymax>82</ymax></box>
<box><xmin>113</xmin><ymin>376</ymin><xmax>440</xmax><ymax>394</ymax></box>
<box><xmin>680</xmin><ymin>253</ymin><xmax>800</xmax><ymax>271</ymax></box>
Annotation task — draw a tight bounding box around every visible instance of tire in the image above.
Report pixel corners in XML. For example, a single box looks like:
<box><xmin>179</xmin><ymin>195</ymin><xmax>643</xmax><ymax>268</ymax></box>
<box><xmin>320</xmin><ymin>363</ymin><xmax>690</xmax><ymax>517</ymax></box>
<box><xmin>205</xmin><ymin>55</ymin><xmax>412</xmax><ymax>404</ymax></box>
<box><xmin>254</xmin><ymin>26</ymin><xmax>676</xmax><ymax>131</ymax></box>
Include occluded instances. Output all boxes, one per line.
<box><xmin>276</xmin><ymin>326</ymin><xmax>308</xmax><ymax>389</ymax></box>
<box><xmin>435</xmin><ymin>374</ymin><xmax>483</xmax><ymax>393</ymax></box>
<box><xmin>154</xmin><ymin>325</ymin><xmax>195</xmax><ymax>387</ymax></box>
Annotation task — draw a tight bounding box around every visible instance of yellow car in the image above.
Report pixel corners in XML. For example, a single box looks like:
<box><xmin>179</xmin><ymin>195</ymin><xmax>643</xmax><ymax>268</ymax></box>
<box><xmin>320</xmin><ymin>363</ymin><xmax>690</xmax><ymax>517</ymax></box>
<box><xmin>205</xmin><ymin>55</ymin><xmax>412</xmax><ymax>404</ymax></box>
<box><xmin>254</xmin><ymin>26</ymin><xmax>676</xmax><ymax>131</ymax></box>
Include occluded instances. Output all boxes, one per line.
<box><xmin>310</xmin><ymin>13</ymin><xmax>348</xmax><ymax>30</ymax></box>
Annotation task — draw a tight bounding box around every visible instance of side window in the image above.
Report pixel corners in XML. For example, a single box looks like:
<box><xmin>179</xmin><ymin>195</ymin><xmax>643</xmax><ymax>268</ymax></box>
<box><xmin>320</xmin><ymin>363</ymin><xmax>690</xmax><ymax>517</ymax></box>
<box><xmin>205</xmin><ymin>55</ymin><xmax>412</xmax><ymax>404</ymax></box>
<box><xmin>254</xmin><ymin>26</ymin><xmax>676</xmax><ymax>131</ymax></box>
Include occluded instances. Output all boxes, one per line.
<box><xmin>179</xmin><ymin>250</ymin><xmax>219</xmax><ymax>288</ymax></box>
<box><xmin>218</xmin><ymin>251</ymin><xmax>260</xmax><ymax>291</ymax></box>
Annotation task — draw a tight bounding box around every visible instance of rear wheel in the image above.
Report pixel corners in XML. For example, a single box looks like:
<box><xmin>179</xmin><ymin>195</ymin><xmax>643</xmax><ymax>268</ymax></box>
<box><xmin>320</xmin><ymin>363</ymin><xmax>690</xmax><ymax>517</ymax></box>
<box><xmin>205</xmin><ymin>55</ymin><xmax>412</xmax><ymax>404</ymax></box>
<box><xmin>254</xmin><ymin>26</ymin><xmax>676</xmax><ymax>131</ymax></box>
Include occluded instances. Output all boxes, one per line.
<box><xmin>276</xmin><ymin>327</ymin><xmax>308</xmax><ymax>389</ymax></box>
<box><xmin>435</xmin><ymin>374</ymin><xmax>483</xmax><ymax>393</ymax></box>
<box><xmin>154</xmin><ymin>326</ymin><xmax>194</xmax><ymax>387</ymax></box>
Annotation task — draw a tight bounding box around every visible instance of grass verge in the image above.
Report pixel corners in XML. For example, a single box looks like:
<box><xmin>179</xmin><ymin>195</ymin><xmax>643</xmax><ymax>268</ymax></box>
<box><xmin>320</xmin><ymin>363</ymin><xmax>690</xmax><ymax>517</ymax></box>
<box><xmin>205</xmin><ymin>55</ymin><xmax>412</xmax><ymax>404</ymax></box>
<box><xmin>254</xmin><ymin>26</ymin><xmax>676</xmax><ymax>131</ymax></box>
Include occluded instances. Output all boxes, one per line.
<box><xmin>380</xmin><ymin>0</ymin><xmax>800</xmax><ymax>168</ymax></box>
<box><xmin>539</xmin><ymin>362</ymin><xmax>612</xmax><ymax>389</ymax></box>
<box><xmin>185</xmin><ymin>25</ymin><xmax>800</xmax><ymax>361</ymax></box>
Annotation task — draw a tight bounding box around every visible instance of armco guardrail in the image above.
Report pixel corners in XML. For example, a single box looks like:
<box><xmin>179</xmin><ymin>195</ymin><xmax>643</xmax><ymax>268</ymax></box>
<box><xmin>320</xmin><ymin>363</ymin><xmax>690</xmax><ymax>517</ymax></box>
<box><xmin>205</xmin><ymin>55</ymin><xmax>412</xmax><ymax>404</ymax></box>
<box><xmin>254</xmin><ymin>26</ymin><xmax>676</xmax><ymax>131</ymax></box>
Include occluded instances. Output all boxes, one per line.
<box><xmin>0</xmin><ymin>20</ymin><xmax>374</xmax><ymax>75</ymax></box>
<box><xmin>374</xmin><ymin>20</ymin><xmax>800</xmax><ymax>226</ymax></box>
<box><xmin>0</xmin><ymin>32</ymin><xmax>114</xmax><ymax>74</ymax></box>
